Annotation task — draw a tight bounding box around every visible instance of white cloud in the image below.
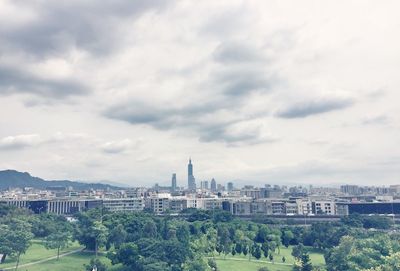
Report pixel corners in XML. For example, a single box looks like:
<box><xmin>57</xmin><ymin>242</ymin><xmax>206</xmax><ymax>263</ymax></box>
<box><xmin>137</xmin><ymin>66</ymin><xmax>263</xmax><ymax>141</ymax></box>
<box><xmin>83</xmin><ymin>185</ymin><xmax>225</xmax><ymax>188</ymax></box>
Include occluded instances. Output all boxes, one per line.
<box><xmin>100</xmin><ymin>139</ymin><xmax>134</xmax><ymax>154</ymax></box>
<box><xmin>0</xmin><ymin>134</ymin><xmax>41</xmax><ymax>150</ymax></box>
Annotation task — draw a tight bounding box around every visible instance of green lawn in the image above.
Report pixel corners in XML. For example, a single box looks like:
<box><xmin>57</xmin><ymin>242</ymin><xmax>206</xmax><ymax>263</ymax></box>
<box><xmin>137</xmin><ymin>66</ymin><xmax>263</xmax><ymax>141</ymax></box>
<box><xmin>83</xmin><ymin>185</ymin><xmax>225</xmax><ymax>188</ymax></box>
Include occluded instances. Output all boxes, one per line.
<box><xmin>1</xmin><ymin>239</ymin><xmax>82</xmax><ymax>269</ymax></box>
<box><xmin>1</xmin><ymin>239</ymin><xmax>325</xmax><ymax>271</ymax></box>
<box><xmin>17</xmin><ymin>252</ymin><xmax>122</xmax><ymax>271</ymax></box>
<box><xmin>216</xmin><ymin>258</ymin><xmax>292</xmax><ymax>271</ymax></box>
<box><xmin>214</xmin><ymin>246</ymin><xmax>325</xmax><ymax>271</ymax></box>
<box><xmin>0</xmin><ymin>239</ymin><xmax>122</xmax><ymax>271</ymax></box>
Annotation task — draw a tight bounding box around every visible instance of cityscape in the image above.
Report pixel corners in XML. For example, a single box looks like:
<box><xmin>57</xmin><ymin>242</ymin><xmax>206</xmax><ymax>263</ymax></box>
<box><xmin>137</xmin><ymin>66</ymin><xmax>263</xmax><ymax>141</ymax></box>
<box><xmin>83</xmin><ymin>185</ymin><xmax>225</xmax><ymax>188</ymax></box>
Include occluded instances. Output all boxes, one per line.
<box><xmin>1</xmin><ymin>1</ymin><xmax>400</xmax><ymax>271</ymax></box>
<box><xmin>2</xmin><ymin>158</ymin><xmax>400</xmax><ymax>219</ymax></box>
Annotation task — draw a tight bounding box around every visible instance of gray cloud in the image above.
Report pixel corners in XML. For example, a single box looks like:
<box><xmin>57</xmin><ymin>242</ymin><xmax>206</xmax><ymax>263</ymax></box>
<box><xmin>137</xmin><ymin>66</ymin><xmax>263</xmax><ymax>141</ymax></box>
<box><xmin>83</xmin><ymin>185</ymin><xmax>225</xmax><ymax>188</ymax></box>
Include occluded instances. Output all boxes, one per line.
<box><xmin>198</xmin><ymin>123</ymin><xmax>277</xmax><ymax>146</ymax></box>
<box><xmin>0</xmin><ymin>1</ymin><xmax>171</xmax><ymax>100</ymax></box>
<box><xmin>276</xmin><ymin>96</ymin><xmax>354</xmax><ymax>118</ymax></box>
<box><xmin>213</xmin><ymin>43</ymin><xmax>266</xmax><ymax>64</ymax></box>
<box><xmin>102</xmin><ymin>40</ymin><xmax>282</xmax><ymax>145</ymax></box>
<box><xmin>361</xmin><ymin>115</ymin><xmax>389</xmax><ymax>125</ymax></box>
<box><xmin>1</xmin><ymin>0</ymin><xmax>171</xmax><ymax>58</ymax></box>
<box><xmin>214</xmin><ymin>68</ymin><xmax>276</xmax><ymax>97</ymax></box>
<box><xmin>104</xmin><ymin>101</ymin><xmax>273</xmax><ymax>145</ymax></box>
<box><xmin>209</xmin><ymin>42</ymin><xmax>278</xmax><ymax>97</ymax></box>
<box><xmin>0</xmin><ymin>65</ymin><xmax>88</xmax><ymax>98</ymax></box>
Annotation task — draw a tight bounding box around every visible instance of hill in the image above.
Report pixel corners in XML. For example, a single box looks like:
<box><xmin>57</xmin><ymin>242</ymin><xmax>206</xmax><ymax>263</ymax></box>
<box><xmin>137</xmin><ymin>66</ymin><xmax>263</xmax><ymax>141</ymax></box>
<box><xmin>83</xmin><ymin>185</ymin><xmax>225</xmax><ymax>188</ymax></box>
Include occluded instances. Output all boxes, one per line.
<box><xmin>0</xmin><ymin>170</ymin><xmax>121</xmax><ymax>190</ymax></box>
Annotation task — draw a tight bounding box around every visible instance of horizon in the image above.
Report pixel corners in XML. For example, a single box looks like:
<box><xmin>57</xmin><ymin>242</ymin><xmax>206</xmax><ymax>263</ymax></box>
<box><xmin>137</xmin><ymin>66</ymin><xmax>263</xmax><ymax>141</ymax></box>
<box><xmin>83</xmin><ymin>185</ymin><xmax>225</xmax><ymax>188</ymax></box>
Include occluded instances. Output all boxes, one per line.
<box><xmin>1</xmin><ymin>1</ymin><xmax>400</xmax><ymax>186</ymax></box>
<box><xmin>1</xmin><ymin>168</ymin><xmax>399</xmax><ymax>189</ymax></box>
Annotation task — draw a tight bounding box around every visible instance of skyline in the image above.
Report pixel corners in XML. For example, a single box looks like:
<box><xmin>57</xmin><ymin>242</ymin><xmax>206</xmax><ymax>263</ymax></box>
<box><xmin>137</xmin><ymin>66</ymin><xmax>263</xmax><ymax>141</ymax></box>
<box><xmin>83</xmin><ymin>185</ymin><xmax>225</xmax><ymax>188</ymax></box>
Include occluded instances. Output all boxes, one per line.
<box><xmin>1</xmin><ymin>1</ymin><xmax>400</xmax><ymax>186</ymax></box>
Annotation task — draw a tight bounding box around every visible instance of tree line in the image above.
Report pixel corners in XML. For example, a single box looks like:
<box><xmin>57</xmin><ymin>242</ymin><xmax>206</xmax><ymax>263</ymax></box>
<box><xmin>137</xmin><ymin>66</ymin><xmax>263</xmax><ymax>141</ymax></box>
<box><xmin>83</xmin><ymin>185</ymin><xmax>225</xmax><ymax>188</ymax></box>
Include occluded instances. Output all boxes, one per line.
<box><xmin>0</xmin><ymin>204</ymin><xmax>399</xmax><ymax>271</ymax></box>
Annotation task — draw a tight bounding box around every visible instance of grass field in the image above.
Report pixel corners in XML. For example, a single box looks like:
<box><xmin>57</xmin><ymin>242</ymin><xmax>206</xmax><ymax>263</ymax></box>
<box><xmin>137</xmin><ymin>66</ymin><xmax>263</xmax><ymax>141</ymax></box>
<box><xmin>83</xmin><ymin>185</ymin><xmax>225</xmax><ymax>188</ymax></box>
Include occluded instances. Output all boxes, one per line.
<box><xmin>1</xmin><ymin>239</ymin><xmax>82</xmax><ymax>269</ymax></box>
<box><xmin>16</xmin><ymin>252</ymin><xmax>122</xmax><ymax>271</ymax></box>
<box><xmin>1</xmin><ymin>240</ymin><xmax>325</xmax><ymax>271</ymax></box>
<box><xmin>0</xmin><ymin>239</ymin><xmax>121</xmax><ymax>271</ymax></box>
<box><xmin>216</xmin><ymin>258</ymin><xmax>292</xmax><ymax>271</ymax></box>
<box><xmin>214</xmin><ymin>246</ymin><xmax>325</xmax><ymax>271</ymax></box>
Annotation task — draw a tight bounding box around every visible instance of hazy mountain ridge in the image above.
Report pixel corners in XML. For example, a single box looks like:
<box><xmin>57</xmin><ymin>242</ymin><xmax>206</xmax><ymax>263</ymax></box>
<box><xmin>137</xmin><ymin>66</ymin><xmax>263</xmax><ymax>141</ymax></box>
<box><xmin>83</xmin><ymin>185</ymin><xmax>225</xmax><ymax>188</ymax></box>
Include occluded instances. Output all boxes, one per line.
<box><xmin>0</xmin><ymin>169</ymin><xmax>121</xmax><ymax>190</ymax></box>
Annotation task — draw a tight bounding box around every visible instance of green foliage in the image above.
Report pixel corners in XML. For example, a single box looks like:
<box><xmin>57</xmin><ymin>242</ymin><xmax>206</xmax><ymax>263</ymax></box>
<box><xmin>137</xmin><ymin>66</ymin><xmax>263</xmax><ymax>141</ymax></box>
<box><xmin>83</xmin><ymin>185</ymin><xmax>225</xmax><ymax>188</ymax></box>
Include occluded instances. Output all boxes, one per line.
<box><xmin>252</xmin><ymin>243</ymin><xmax>262</xmax><ymax>260</ymax></box>
<box><xmin>341</xmin><ymin>214</ymin><xmax>394</xmax><ymax>230</ymax></box>
<box><xmin>92</xmin><ymin>221</ymin><xmax>108</xmax><ymax>256</ymax></box>
<box><xmin>44</xmin><ymin>231</ymin><xmax>70</xmax><ymax>259</ymax></box>
<box><xmin>362</xmin><ymin>216</ymin><xmax>393</xmax><ymax>230</ymax></box>
<box><xmin>109</xmin><ymin>242</ymin><xmax>140</xmax><ymax>268</ymax></box>
<box><xmin>208</xmin><ymin>258</ymin><xmax>218</xmax><ymax>271</ymax></box>
<box><xmin>106</xmin><ymin>224</ymin><xmax>127</xmax><ymax>250</ymax></box>
<box><xmin>325</xmin><ymin>234</ymin><xmax>400</xmax><ymax>271</ymax></box>
<box><xmin>282</xmin><ymin>230</ymin><xmax>295</xmax><ymax>247</ymax></box>
<box><xmin>0</xmin><ymin>219</ymin><xmax>33</xmax><ymax>270</ymax></box>
<box><xmin>292</xmin><ymin>244</ymin><xmax>305</xmax><ymax>259</ymax></box>
<box><xmin>73</xmin><ymin>209</ymin><xmax>102</xmax><ymax>250</ymax></box>
<box><xmin>302</xmin><ymin>223</ymin><xmax>349</xmax><ymax>249</ymax></box>
<box><xmin>84</xmin><ymin>258</ymin><xmax>108</xmax><ymax>271</ymax></box>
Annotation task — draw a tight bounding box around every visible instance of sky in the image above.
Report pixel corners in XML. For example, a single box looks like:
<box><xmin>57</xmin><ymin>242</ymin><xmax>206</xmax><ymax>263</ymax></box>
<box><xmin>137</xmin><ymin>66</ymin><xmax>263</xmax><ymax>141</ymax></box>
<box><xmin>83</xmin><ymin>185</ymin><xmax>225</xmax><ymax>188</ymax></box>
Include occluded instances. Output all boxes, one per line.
<box><xmin>0</xmin><ymin>0</ymin><xmax>399</xmax><ymax>187</ymax></box>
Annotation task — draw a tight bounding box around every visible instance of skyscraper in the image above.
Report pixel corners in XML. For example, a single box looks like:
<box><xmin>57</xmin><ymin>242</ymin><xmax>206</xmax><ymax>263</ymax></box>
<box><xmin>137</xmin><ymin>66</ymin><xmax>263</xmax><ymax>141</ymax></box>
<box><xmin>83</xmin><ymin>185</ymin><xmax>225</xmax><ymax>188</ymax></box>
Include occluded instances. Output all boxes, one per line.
<box><xmin>188</xmin><ymin>158</ymin><xmax>196</xmax><ymax>190</ymax></box>
<box><xmin>227</xmin><ymin>182</ymin><xmax>234</xmax><ymax>192</ymax></box>
<box><xmin>200</xmin><ymin>180</ymin><xmax>209</xmax><ymax>190</ymax></box>
<box><xmin>211</xmin><ymin>178</ymin><xmax>217</xmax><ymax>192</ymax></box>
<box><xmin>171</xmin><ymin>173</ymin><xmax>177</xmax><ymax>192</ymax></box>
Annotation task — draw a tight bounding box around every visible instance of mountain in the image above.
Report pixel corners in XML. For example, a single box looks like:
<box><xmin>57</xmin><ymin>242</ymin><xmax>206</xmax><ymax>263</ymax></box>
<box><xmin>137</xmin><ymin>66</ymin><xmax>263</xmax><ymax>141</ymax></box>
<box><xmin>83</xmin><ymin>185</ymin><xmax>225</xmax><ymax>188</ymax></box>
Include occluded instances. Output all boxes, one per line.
<box><xmin>0</xmin><ymin>170</ymin><xmax>121</xmax><ymax>190</ymax></box>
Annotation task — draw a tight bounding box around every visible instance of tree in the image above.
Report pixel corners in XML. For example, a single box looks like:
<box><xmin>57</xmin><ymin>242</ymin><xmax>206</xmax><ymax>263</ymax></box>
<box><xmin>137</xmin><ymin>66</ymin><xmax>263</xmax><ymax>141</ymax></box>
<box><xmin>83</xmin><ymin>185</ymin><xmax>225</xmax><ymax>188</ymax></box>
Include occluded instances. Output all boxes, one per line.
<box><xmin>74</xmin><ymin>209</ymin><xmax>102</xmax><ymax>250</ymax></box>
<box><xmin>282</xmin><ymin>256</ymin><xmax>286</xmax><ymax>263</ymax></box>
<box><xmin>255</xmin><ymin>226</ymin><xmax>270</xmax><ymax>243</ymax></box>
<box><xmin>92</xmin><ymin>221</ymin><xmax>108</xmax><ymax>257</ymax></box>
<box><xmin>0</xmin><ymin>220</ymin><xmax>33</xmax><ymax>271</ymax></box>
<box><xmin>269</xmin><ymin>241</ymin><xmax>277</xmax><ymax>254</ymax></box>
<box><xmin>183</xmin><ymin>256</ymin><xmax>209</xmax><ymax>271</ymax></box>
<box><xmin>0</xmin><ymin>225</ymin><xmax>13</xmax><ymax>263</ymax></box>
<box><xmin>269</xmin><ymin>253</ymin><xmax>274</xmax><ymax>262</ymax></box>
<box><xmin>176</xmin><ymin>224</ymin><xmax>190</xmax><ymax>245</ymax></box>
<box><xmin>258</xmin><ymin>268</ymin><xmax>270</xmax><ymax>271</ymax></box>
<box><xmin>242</xmin><ymin>244</ymin><xmax>249</xmax><ymax>256</ymax></box>
<box><xmin>109</xmin><ymin>242</ymin><xmax>141</xmax><ymax>269</ymax></box>
<box><xmin>84</xmin><ymin>258</ymin><xmax>108</xmax><ymax>271</ymax></box>
<box><xmin>144</xmin><ymin>220</ymin><xmax>158</xmax><ymax>238</ymax></box>
<box><xmin>261</xmin><ymin>242</ymin><xmax>269</xmax><ymax>258</ymax></box>
<box><xmin>107</xmin><ymin>224</ymin><xmax>127</xmax><ymax>250</ymax></box>
<box><xmin>208</xmin><ymin>258</ymin><xmax>218</xmax><ymax>271</ymax></box>
<box><xmin>44</xmin><ymin>231</ymin><xmax>70</xmax><ymax>260</ymax></box>
<box><xmin>282</xmin><ymin>230</ymin><xmax>294</xmax><ymax>247</ymax></box>
<box><xmin>235</xmin><ymin>243</ymin><xmax>243</xmax><ymax>254</ymax></box>
<box><xmin>231</xmin><ymin>246</ymin><xmax>237</xmax><ymax>256</ymax></box>
<box><xmin>217</xmin><ymin>226</ymin><xmax>232</xmax><ymax>259</ymax></box>
<box><xmin>299</xmin><ymin>253</ymin><xmax>313</xmax><ymax>271</ymax></box>
<box><xmin>252</xmin><ymin>243</ymin><xmax>262</xmax><ymax>260</ymax></box>
<box><xmin>292</xmin><ymin>244</ymin><xmax>305</xmax><ymax>259</ymax></box>
<box><xmin>362</xmin><ymin>216</ymin><xmax>393</xmax><ymax>230</ymax></box>
<box><xmin>161</xmin><ymin>240</ymin><xmax>190</xmax><ymax>266</ymax></box>
<box><xmin>13</xmin><ymin>229</ymin><xmax>34</xmax><ymax>271</ymax></box>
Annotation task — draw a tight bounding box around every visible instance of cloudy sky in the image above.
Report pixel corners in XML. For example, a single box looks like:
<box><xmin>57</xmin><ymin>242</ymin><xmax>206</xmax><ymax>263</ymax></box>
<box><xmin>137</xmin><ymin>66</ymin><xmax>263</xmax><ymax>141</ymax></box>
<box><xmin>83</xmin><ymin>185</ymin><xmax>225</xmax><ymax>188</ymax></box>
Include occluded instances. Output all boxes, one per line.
<box><xmin>0</xmin><ymin>0</ymin><xmax>399</xmax><ymax>187</ymax></box>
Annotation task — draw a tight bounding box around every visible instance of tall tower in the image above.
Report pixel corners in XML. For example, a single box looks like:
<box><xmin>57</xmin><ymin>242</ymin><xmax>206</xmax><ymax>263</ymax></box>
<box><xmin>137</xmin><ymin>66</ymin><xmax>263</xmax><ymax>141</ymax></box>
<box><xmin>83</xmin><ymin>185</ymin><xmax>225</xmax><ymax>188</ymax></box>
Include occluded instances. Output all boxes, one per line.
<box><xmin>171</xmin><ymin>173</ymin><xmax>177</xmax><ymax>192</ymax></box>
<box><xmin>211</xmin><ymin>178</ymin><xmax>217</xmax><ymax>192</ymax></box>
<box><xmin>188</xmin><ymin>158</ymin><xmax>196</xmax><ymax>190</ymax></box>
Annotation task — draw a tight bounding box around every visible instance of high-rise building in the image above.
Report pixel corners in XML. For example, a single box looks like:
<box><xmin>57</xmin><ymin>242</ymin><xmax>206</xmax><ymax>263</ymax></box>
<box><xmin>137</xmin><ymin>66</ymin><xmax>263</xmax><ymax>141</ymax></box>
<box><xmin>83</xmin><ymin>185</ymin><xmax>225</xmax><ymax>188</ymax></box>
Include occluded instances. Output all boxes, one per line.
<box><xmin>227</xmin><ymin>182</ymin><xmax>234</xmax><ymax>192</ymax></box>
<box><xmin>200</xmin><ymin>181</ymin><xmax>209</xmax><ymax>190</ymax></box>
<box><xmin>188</xmin><ymin>158</ymin><xmax>196</xmax><ymax>190</ymax></box>
<box><xmin>171</xmin><ymin>173</ymin><xmax>177</xmax><ymax>192</ymax></box>
<box><xmin>211</xmin><ymin>178</ymin><xmax>217</xmax><ymax>192</ymax></box>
